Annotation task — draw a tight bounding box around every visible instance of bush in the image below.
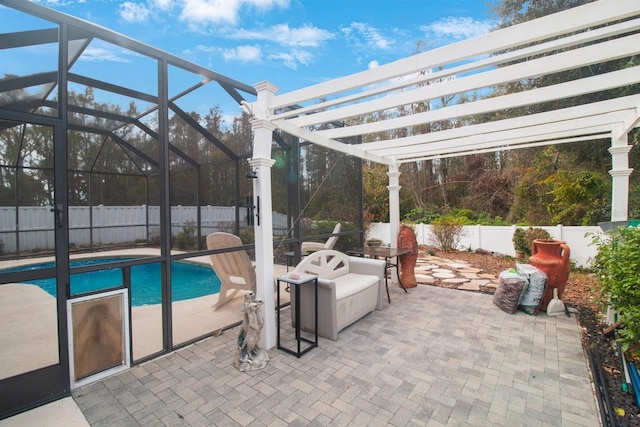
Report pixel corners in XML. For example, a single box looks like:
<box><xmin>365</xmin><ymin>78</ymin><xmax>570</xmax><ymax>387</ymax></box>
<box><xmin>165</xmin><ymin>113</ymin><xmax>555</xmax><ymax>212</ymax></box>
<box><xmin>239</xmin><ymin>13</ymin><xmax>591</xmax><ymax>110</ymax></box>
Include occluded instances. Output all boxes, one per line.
<box><xmin>429</xmin><ymin>216</ymin><xmax>465</xmax><ymax>252</ymax></box>
<box><xmin>404</xmin><ymin>207</ymin><xmax>510</xmax><ymax>226</ymax></box>
<box><xmin>591</xmin><ymin>226</ymin><xmax>640</xmax><ymax>352</ymax></box>
<box><xmin>512</xmin><ymin>227</ymin><xmax>551</xmax><ymax>258</ymax></box>
<box><xmin>174</xmin><ymin>222</ymin><xmax>197</xmax><ymax>250</ymax></box>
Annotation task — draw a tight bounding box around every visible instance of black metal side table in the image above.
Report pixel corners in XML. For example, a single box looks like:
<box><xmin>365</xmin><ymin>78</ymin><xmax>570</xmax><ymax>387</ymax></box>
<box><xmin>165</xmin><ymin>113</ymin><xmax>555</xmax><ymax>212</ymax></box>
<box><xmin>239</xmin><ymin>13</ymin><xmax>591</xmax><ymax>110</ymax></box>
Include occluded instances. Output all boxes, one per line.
<box><xmin>276</xmin><ymin>273</ymin><xmax>318</xmax><ymax>357</ymax></box>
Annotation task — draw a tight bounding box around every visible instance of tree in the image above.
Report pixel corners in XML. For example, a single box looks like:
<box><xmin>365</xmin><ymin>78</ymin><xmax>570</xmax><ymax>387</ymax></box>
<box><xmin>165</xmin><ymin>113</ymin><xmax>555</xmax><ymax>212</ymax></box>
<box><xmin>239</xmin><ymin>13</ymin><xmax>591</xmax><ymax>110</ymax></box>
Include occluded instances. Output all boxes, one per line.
<box><xmin>363</xmin><ymin>163</ymin><xmax>389</xmax><ymax>222</ymax></box>
<box><xmin>543</xmin><ymin>170</ymin><xmax>609</xmax><ymax>225</ymax></box>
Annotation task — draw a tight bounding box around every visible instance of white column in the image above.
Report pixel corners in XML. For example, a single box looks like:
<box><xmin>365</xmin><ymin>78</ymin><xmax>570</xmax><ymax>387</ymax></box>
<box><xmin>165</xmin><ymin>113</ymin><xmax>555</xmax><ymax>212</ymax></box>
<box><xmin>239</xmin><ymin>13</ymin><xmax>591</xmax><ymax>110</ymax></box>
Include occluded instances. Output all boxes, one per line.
<box><xmin>609</xmin><ymin>125</ymin><xmax>633</xmax><ymax>221</ymax></box>
<box><xmin>251</xmin><ymin>81</ymin><xmax>278</xmax><ymax>350</ymax></box>
<box><xmin>387</xmin><ymin>164</ymin><xmax>401</xmax><ymax>282</ymax></box>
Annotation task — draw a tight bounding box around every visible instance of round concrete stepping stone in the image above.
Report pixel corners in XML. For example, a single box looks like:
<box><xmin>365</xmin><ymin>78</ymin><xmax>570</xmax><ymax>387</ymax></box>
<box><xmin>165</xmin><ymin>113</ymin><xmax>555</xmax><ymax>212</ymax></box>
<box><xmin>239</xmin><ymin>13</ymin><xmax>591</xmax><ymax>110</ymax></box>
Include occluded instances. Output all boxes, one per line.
<box><xmin>432</xmin><ymin>272</ymin><xmax>456</xmax><ymax>279</ymax></box>
<box><xmin>460</xmin><ymin>272</ymin><xmax>480</xmax><ymax>279</ymax></box>
<box><xmin>457</xmin><ymin>267</ymin><xmax>481</xmax><ymax>273</ymax></box>
<box><xmin>441</xmin><ymin>278</ymin><xmax>469</xmax><ymax>284</ymax></box>
<box><xmin>445</xmin><ymin>263</ymin><xmax>470</xmax><ymax>269</ymax></box>
<box><xmin>433</xmin><ymin>268</ymin><xmax>454</xmax><ymax>274</ymax></box>
<box><xmin>469</xmin><ymin>279</ymin><xmax>490</xmax><ymax>286</ymax></box>
<box><xmin>478</xmin><ymin>273</ymin><xmax>497</xmax><ymax>279</ymax></box>
<box><xmin>458</xmin><ymin>282</ymin><xmax>481</xmax><ymax>291</ymax></box>
<box><xmin>415</xmin><ymin>274</ymin><xmax>436</xmax><ymax>284</ymax></box>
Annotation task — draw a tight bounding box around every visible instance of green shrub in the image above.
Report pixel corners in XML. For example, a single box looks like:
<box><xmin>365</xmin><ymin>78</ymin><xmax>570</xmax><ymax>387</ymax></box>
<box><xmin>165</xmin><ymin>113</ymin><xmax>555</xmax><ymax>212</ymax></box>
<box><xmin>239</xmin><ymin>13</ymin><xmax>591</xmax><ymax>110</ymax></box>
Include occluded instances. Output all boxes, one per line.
<box><xmin>429</xmin><ymin>216</ymin><xmax>465</xmax><ymax>252</ymax></box>
<box><xmin>512</xmin><ymin>227</ymin><xmax>551</xmax><ymax>258</ymax></box>
<box><xmin>174</xmin><ymin>222</ymin><xmax>197</xmax><ymax>250</ymax></box>
<box><xmin>591</xmin><ymin>226</ymin><xmax>640</xmax><ymax>351</ymax></box>
<box><xmin>512</xmin><ymin>228</ymin><xmax>527</xmax><ymax>257</ymax></box>
<box><xmin>404</xmin><ymin>207</ymin><xmax>509</xmax><ymax>226</ymax></box>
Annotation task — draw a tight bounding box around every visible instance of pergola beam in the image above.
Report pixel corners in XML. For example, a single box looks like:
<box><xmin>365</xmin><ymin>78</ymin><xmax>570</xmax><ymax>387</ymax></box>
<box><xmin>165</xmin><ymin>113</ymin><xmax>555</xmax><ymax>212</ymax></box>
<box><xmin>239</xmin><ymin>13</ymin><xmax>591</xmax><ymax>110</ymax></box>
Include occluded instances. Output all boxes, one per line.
<box><xmin>400</xmin><ymin>133</ymin><xmax>612</xmax><ymax>163</ymax></box>
<box><xmin>269</xmin><ymin>0</ymin><xmax>640</xmax><ymax>110</ymax></box>
<box><xmin>272</xmin><ymin>18</ymin><xmax>640</xmax><ymax>122</ymax></box>
<box><xmin>360</xmin><ymin>95</ymin><xmax>640</xmax><ymax>156</ymax></box>
<box><xmin>318</xmin><ymin>66</ymin><xmax>640</xmax><ymax>141</ymax></box>
<box><xmin>287</xmin><ymin>35</ymin><xmax>640</xmax><ymax>129</ymax></box>
<box><xmin>273</xmin><ymin>119</ymin><xmax>393</xmax><ymax>165</ymax></box>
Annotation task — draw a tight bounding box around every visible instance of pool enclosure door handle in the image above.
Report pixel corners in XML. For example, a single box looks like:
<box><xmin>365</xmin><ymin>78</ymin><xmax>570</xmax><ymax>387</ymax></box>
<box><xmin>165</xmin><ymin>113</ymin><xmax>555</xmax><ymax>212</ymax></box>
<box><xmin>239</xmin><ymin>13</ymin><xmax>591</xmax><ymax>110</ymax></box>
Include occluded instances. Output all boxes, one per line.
<box><xmin>50</xmin><ymin>204</ymin><xmax>64</xmax><ymax>228</ymax></box>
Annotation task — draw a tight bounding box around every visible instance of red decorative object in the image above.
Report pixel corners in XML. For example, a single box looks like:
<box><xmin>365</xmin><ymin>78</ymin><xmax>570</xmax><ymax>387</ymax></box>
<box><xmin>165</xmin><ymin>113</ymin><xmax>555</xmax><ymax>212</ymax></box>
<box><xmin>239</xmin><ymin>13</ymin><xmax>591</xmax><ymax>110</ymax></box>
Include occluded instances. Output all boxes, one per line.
<box><xmin>397</xmin><ymin>225</ymin><xmax>418</xmax><ymax>288</ymax></box>
<box><xmin>528</xmin><ymin>239</ymin><xmax>571</xmax><ymax>312</ymax></box>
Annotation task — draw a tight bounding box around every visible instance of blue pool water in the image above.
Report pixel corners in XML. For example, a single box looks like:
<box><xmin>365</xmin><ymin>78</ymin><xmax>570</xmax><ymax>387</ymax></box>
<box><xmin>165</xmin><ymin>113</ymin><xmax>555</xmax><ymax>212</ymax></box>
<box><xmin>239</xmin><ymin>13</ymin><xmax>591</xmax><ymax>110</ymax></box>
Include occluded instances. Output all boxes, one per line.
<box><xmin>2</xmin><ymin>258</ymin><xmax>221</xmax><ymax>306</ymax></box>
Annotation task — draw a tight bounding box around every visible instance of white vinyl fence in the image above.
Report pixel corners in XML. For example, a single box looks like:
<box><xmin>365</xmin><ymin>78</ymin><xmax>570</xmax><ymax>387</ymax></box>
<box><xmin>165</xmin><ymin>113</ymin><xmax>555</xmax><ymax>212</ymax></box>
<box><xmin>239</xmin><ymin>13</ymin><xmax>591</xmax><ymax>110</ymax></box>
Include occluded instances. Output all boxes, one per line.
<box><xmin>0</xmin><ymin>206</ymin><xmax>605</xmax><ymax>267</ymax></box>
<box><xmin>366</xmin><ymin>223</ymin><xmax>603</xmax><ymax>268</ymax></box>
<box><xmin>0</xmin><ymin>206</ymin><xmax>288</xmax><ymax>253</ymax></box>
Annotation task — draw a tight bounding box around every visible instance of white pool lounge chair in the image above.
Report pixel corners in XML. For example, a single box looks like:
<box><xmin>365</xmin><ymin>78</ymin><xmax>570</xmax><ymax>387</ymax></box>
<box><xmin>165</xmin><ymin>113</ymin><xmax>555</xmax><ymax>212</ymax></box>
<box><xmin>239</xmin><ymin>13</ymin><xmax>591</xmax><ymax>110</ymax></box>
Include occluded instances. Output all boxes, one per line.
<box><xmin>206</xmin><ymin>232</ymin><xmax>256</xmax><ymax>309</ymax></box>
<box><xmin>301</xmin><ymin>223</ymin><xmax>341</xmax><ymax>253</ymax></box>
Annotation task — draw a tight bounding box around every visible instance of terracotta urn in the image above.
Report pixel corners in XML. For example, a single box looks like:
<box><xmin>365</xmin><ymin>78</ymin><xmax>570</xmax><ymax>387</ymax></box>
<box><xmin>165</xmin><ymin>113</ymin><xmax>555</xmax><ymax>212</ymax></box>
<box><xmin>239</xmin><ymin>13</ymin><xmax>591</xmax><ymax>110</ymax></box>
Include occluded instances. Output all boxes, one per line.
<box><xmin>397</xmin><ymin>225</ymin><xmax>418</xmax><ymax>288</ymax></box>
<box><xmin>528</xmin><ymin>239</ymin><xmax>571</xmax><ymax>312</ymax></box>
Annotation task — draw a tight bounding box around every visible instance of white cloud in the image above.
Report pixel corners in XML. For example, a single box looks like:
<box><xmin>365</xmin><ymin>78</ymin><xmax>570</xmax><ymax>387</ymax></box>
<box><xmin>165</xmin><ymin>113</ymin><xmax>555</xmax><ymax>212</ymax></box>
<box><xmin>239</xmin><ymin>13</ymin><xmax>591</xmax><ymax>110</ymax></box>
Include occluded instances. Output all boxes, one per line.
<box><xmin>78</xmin><ymin>47</ymin><xmax>131</xmax><ymax>63</ymax></box>
<box><xmin>151</xmin><ymin>0</ymin><xmax>177</xmax><ymax>10</ymax></box>
<box><xmin>222</xmin><ymin>23</ymin><xmax>333</xmax><ymax>70</ymax></box>
<box><xmin>222</xmin><ymin>45</ymin><xmax>262</xmax><ymax>62</ymax></box>
<box><xmin>341</xmin><ymin>22</ymin><xmax>394</xmax><ymax>51</ymax></box>
<box><xmin>180</xmin><ymin>0</ymin><xmax>241</xmax><ymax>25</ymax></box>
<box><xmin>180</xmin><ymin>0</ymin><xmax>289</xmax><ymax>26</ymax></box>
<box><xmin>119</xmin><ymin>2</ymin><xmax>150</xmax><ymax>23</ymax></box>
<box><xmin>268</xmin><ymin>49</ymin><xmax>312</xmax><ymax>70</ymax></box>
<box><xmin>421</xmin><ymin>17</ymin><xmax>492</xmax><ymax>42</ymax></box>
<box><xmin>34</xmin><ymin>0</ymin><xmax>76</xmax><ymax>5</ymax></box>
<box><xmin>230</xmin><ymin>24</ymin><xmax>334</xmax><ymax>48</ymax></box>
<box><xmin>189</xmin><ymin>44</ymin><xmax>262</xmax><ymax>63</ymax></box>
<box><xmin>368</xmin><ymin>60</ymin><xmax>379</xmax><ymax>69</ymax></box>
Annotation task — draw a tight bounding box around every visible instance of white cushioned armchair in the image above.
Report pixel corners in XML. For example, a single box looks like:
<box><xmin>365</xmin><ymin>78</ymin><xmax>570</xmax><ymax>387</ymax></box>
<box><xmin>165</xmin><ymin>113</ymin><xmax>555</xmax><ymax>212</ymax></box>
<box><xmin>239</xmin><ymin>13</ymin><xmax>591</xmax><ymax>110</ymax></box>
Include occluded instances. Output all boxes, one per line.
<box><xmin>291</xmin><ymin>250</ymin><xmax>386</xmax><ymax>340</ymax></box>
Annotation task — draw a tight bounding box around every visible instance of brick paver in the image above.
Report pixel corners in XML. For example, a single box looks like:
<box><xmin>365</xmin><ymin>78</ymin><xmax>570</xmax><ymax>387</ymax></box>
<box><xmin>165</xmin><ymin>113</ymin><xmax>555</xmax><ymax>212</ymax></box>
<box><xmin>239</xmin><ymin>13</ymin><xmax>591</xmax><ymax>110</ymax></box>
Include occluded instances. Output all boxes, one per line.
<box><xmin>73</xmin><ymin>284</ymin><xmax>599</xmax><ymax>426</ymax></box>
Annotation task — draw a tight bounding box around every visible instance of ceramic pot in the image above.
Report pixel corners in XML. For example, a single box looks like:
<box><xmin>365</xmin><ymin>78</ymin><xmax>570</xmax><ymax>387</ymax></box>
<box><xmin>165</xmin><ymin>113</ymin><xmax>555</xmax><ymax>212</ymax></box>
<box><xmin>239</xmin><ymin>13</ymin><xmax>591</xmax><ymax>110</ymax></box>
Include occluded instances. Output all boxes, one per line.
<box><xmin>528</xmin><ymin>239</ymin><xmax>571</xmax><ymax>312</ymax></box>
<box><xmin>397</xmin><ymin>225</ymin><xmax>418</xmax><ymax>288</ymax></box>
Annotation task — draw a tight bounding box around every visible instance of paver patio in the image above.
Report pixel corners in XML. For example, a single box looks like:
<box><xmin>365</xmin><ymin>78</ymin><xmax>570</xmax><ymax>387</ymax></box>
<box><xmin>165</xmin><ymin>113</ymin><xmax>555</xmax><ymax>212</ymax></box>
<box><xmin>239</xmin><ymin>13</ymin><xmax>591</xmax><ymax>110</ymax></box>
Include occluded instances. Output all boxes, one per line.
<box><xmin>71</xmin><ymin>282</ymin><xmax>598</xmax><ymax>426</ymax></box>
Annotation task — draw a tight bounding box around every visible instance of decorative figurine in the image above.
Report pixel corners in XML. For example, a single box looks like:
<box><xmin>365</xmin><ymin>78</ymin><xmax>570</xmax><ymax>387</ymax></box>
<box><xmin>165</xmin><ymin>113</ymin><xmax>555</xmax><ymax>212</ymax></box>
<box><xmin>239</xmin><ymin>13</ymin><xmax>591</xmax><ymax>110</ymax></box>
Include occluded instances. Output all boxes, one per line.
<box><xmin>234</xmin><ymin>291</ymin><xmax>269</xmax><ymax>371</ymax></box>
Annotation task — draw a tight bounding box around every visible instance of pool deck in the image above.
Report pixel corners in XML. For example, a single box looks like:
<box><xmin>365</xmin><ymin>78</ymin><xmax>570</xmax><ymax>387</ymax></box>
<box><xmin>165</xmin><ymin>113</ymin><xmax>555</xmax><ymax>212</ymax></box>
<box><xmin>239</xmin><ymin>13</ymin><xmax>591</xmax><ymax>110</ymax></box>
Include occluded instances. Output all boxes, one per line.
<box><xmin>0</xmin><ymin>249</ymin><xmax>289</xmax><ymax>378</ymax></box>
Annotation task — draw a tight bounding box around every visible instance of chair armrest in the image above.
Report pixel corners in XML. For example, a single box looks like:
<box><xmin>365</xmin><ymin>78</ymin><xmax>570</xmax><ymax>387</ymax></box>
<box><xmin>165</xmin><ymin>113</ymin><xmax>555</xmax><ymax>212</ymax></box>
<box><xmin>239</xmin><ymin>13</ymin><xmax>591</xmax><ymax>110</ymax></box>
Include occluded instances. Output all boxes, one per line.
<box><xmin>301</xmin><ymin>241</ymin><xmax>326</xmax><ymax>253</ymax></box>
<box><xmin>349</xmin><ymin>256</ymin><xmax>386</xmax><ymax>310</ymax></box>
<box><xmin>350</xmin><ymin>256</ymin><xmax>385</xmax><ymax>275</ymax></box>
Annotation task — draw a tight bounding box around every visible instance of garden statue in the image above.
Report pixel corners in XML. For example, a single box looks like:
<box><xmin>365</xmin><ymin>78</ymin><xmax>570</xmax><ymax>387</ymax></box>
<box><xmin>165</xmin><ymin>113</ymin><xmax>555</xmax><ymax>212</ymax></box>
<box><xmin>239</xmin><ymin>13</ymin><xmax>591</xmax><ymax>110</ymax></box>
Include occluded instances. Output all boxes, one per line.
<box><xmin>234</xmin><ymin>291</ymin><xmax>269</xmax><ymax>372</ymax></box>
<box><xmin>397</xmin><ymin>224</ymin><xmax>418</xmax><ymax>288</ymax></box>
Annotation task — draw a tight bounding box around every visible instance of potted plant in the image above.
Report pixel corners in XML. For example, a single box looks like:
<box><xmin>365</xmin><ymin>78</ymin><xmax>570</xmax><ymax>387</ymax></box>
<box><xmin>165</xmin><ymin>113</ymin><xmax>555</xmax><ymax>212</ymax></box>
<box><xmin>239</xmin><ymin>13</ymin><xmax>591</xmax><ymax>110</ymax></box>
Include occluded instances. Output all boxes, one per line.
<box><xmin>366</xmin><ymin>238</ymin><xmax>382</xmax><ymax>248</ymax></box>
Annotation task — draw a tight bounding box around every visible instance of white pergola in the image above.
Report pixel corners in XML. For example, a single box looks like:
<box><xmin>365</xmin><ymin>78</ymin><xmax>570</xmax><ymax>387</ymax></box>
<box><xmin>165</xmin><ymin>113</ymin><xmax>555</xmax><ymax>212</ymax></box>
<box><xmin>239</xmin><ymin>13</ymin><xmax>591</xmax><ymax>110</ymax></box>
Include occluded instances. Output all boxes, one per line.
<box><xmin>246</xmin><ymin>0</ymin><xmax>640</xmax><ymax>349</ymax></box>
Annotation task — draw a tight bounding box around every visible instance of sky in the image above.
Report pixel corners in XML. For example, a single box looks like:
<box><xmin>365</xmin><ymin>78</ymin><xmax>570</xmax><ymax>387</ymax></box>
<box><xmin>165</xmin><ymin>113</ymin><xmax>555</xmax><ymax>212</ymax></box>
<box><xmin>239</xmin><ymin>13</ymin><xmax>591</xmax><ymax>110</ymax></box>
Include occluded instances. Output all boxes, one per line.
<box><xmin>2</xmin><ymin>0</ymin><xmax>496</xmax><ymax>120</ymax></box>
